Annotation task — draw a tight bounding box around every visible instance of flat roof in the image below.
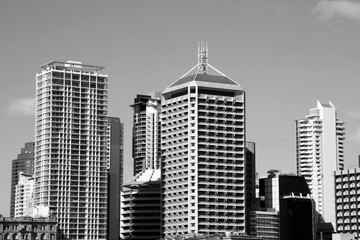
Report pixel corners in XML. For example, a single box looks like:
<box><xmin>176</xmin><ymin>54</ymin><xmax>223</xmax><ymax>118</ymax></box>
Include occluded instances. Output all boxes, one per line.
<box><xmin>39</xmin><ymin>61</ymin><xmax>105</xmax><ymax>71</ymax></box>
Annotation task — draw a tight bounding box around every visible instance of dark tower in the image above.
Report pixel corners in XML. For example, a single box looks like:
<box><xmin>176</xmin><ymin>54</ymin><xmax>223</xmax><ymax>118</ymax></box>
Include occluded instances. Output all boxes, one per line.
<box><xmin>107</xmin><ymin>117</ymin><xmax>123</xmax><ymax>240</ymax></box>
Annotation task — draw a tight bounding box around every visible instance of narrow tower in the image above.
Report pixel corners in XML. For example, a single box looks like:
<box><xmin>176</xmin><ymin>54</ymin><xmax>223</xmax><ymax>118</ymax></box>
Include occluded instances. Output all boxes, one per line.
<box><xmin>296</xmin><ymin>100</ymin><xmax>345</xmax><ymax>228</ymax></box>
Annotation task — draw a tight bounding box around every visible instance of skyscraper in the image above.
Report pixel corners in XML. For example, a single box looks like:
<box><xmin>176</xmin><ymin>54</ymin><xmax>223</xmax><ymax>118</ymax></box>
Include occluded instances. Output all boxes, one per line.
<box><xmin>34</xmin><ymin>61</ymin><xmax>109</xmax><ymax>240</ymax></box>
<box><xmin>10</xmin><ymin>142</ymin><xmax>35</xmax><ymax>217</ymax></box>
<box><xmin>130</xmin><ymin>93</ymin><xmax>161</xmax><ymax>175</ymax></box>
<box><xmin>161</xmin><ymin>43</ymin><xmax>246</xmax><ymax>238</ymax></box>
<box><xmin>296</xmin><ymin>100</ymin><xmax>345</xmax><ymax>227</ymax></box>
<box><xmin>107</xmin><ymin>117</ymin><xmax>123</xmax><ymax>240</ymax></box>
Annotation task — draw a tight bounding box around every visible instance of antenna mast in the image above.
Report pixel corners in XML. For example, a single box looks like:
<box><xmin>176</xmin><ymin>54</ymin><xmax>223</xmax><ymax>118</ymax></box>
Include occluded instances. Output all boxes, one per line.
<box><xmin>198</xmin><ymin>41</ymin><xmax>208</xmax><ymax>74</ymax></box>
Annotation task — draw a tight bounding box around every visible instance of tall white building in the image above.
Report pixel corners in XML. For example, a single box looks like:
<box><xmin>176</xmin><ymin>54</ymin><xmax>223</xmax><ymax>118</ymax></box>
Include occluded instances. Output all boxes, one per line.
<box><xmin>34</xmin><ymin>61</ymin><xmax>109</xmax><ymax>240</ymax></box>
<box><xmin>14</xmin><ymin>172</ymin><xmax>34</xmax><ymax>217</ymax></box>
<box><xmin>296</xmin><ymin>100</ymin><xmax>345</xmax><ymax>227</ymax></box>
<box><xmin>161</xmin><ymin>43</ymin><xmax>246</xmax><ymax>238</ymax></box>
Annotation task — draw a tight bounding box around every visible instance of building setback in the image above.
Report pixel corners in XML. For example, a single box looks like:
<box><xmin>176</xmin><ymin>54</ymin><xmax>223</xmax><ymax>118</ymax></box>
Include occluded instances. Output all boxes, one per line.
<box><xmin>161</xmin><ymin>43</ymin><xmax>246</xmax><ymax>238</ymax></box>
<box><xmin>107</xmin><ymin>117</ymin><xmax>123</xmax><ymax>240</ymax></box>
<box><xmin>10</xmin><ymin>142</ymin><xmax>35</xmax><ymax>218</ymax></box>
<box><xmin>296</xmin><ymin>100</ymin><xmax>345</xmax><ymax>228</ymax></box>
<box><xmin>34</xmin><ymin>61</ymin><xmax>109</xmax><ymax>240</ymax></box>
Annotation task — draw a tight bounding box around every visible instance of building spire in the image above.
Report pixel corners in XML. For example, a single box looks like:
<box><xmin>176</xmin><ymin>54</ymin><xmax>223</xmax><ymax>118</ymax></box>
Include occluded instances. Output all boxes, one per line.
<box><xmin>198</xmin><ymin>40</ymin><xmax>208</xmax><ymax>74</ymax></box>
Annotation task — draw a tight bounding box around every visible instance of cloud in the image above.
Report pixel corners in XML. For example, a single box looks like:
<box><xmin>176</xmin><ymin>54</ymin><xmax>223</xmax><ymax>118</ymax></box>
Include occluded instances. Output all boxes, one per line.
<box><xmin>314</xmin><ymin>0</ymin><xmax>360</xmax><ymax>21</ymax></box>
<box><xmin>346</xmin><ymin>109</ymin><xmax>360</xmax><ymax>119</ymax></box>
<box><xmin>6</xmin><ymin>98</ymin><xmax>35</xmax><ymax>117</ymax></box>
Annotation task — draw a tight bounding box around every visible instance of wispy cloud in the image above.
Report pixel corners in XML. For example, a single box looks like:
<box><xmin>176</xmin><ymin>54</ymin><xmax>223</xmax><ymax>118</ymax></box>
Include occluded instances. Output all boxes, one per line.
<box><xmin>314</xmin><ymin>0</ymin><xmax>360</xmax><ymax>21</ymax></box>
<box><xmin>6</xmin><ymin>98</ymin><xmax>35</xmax><ymax>117</ymax></box>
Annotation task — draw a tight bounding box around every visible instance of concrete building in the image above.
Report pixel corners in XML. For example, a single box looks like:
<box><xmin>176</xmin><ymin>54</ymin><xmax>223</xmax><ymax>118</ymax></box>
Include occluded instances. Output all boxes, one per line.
<box><xmin>120</xmin><ymin>169</ymin><xmax>161</xmax><ymax>239</ymax></box>
<box><xmin>14</xmin><ymin>172</ymin><xmax>34</xmax><ymax>217</ymax></box>
<box><xmin>161</xmin><ymin>43</ymin><xmax>246</xmax><ymax>238</ymax></box>
<box><xmin>250</xmin><ymin>210</ymin><xmax>279</xmax><ymax>240</ymax></box>
<box><xmin>130</xmin><ymin>93</ymin><xmax>161</xmax><ymax>175</ymax></box>
<box><xmin>0</xmin><ymin>216</ymin><xmax>57</xmax><ymax>240</ymax></box>
<box><xmin>10</xmin><ymin>142</ymin><xmax>35</xmax><ymax>218</ymax></box>
<box><xmin>34</xmin><ymin>61</ymin><xmax>109</xmax><ymax>239</ymax></box>
<box><xmin>334</xmin><ymin>168</ymin><xmax>360</xmax><ymax>238</ymax></box>
<box><xmin>296</xmin><ymin>100</ymin><xmax>345</xmax><ymax>228</ymax></box>
<box><xmin>259</xmin><ymin>171</ymin><xmax>314</xmax><ymax>240</ymax></box>
<box><xmin>107</xmin><ymin>117</ymin><xmax>123</xmax><ymax>240</ymax></box>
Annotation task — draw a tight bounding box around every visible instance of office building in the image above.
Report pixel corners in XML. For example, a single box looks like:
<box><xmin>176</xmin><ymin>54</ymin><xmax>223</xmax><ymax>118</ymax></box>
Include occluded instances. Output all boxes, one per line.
<box><xmin>14</xmin><ymin>172</ymin><xmax>34</xmax><ymax>217</ymax></box>
<box><xmin>250</xmin><ymin>210</ymin><xmax>279</xmax><ymax>240</ymax></box>
<box><xmin>296</xmin><ymin>100</ymin><xmax>345</xmax><ymax>227</ymax></box>
<box><xmin>161</xmin><ymin>43</ymin><xmax>246</xmax><ymax>238</ymax></box>
<box><xmin>120</xmin><ymin>169</ymin><xmax>161</xmax><ymax>239</ymax></box>
<box><xmin>259</xmin><ymin>171</ymin><xmax>314</xmax><ymax>240</ymax></box>
<box><xmin>10</xmin><ymin>142</ymin><xmax>35</xmax><ymax>218</ymax></box>
<box><xmin>34</xmin><ymin>61</ymin><xmax>109</xmax><ymax>240</ymax></box>
<box><xmin>107</xmin><ymin>117</ymin><xmax>123</xmax><ymax>240</ymax></box>
<box><xmin>130</xmin><ymin>92</ymin><xmax>161</xmax><ymax>175</ymax></box>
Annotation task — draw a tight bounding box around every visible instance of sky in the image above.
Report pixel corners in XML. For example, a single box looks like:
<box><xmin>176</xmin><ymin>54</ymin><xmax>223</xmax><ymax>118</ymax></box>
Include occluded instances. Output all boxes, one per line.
<box><xmin>1</xmin><ymin>0</ymin><xmax>360</xmax><ymax>216</ymax></box>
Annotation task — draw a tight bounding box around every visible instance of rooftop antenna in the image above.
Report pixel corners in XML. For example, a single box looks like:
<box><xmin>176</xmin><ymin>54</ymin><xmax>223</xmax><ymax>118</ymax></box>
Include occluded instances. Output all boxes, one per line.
<box><xmin>198</xmin><ymin>40</ymin><xmax>208</xmax><ymax>74</ymax></box>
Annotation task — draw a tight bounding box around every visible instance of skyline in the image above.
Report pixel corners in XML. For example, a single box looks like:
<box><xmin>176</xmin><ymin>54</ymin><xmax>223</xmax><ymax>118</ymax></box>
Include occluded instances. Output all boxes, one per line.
<box><xmin>1</xmin><ymin>0</ymin><xmax>360</xmax><ymax>217</ymax></box>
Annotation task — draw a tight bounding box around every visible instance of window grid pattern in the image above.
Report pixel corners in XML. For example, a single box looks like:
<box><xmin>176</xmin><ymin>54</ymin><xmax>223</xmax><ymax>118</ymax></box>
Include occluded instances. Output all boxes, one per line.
<box><xmin>35</xmin><ymin>65</ymin><xmax>109</xmax><ymax>240</ymax></box>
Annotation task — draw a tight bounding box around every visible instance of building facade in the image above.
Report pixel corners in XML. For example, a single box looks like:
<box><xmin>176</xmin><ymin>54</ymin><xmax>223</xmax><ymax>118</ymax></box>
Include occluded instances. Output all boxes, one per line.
<box><xmin>335</xmin><ymin>168</ymin><xmax>360</xmax><ymax>238</ymax></box>
<box><xmin>130</xmin><ymin>93</ymin><xmax>161</xmax><ymax>175</ymax></box>
<box><xmin>0</xmin><ymin>216</ymin><xmax>57</xmax><ymax>240</ymax></box>
<box><xmin>34</xmin><ymin>61</ymin><xmax>109</xmax><ymax>239</ymax></box>
<box><xmin>296</xmin><ymin>100</ymin><xmax>345</xmax><ymax>227</ymax></box>
<box><xmin>120</xmin><ymin>169</ymin><xmax>161</xmax><ymax>239</ymax></box>
<box><xmin>107</xmin><ymin>117</ymin><xmax>123</xmax><ymax>240</ymax></box>
<box><xmin>249</xmin><ymin>210</ymin><xmax>279</xmax><ymax>240</ymax></box>
<box><xmin>14</xmin><ymin>172</ymin><xmax>34</xmax><ymax>217</ymax></box>
<box><xmin>161</xmin><ymin>43</ymin><xmax>246</xmax><ymax>238</ymax></box>
<box><xmin>10</xmin><ymin>142</ymin><xmax>35</xmax><ymax>218</ymax></box>
<box><xmin>259</xmin><ymin>172</ymin><xmax>314</xmax><ymax>240</ymax></box>
<box><xmin>245</xmin><ymin>142</ymin><xmax>256</xmax><ymax>235</ymax></box>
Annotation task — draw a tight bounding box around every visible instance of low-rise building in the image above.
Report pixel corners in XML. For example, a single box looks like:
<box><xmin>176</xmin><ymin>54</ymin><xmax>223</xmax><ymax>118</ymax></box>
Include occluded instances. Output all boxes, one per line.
<box><xmin>0</xmin><ymin>216</ymin><xmax>57</xmax><ymax>240</ymax></box>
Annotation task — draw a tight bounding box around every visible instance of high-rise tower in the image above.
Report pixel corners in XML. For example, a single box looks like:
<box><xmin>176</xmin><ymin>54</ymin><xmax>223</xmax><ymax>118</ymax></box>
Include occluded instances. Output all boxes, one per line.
<box><xmin>10</xmin><ymin>142</ymin><xmax>35</xmax><ymax>217</ymax></box>
<box><xmin>161</xmin><ymin>42</ymin><xmax>246</xmax><ymax>237</ymax></box>
<box><xmin>34</xmin><ymin>61</ymin><xmax>109</xmax><ymax>240</ymax></box>
<box><xmin>107</xmin><ymin>117</ymin><xmax>123</xmax><ymax>240</ymax></box>
<box><xmin>130</xmin><ymin>92</ymin><xmax>161</xmax><ymax>175</ymax></box>
<box><xmin>296</xmin><ymin>100</ymin><xmax>345</xmax><ymax>227</ymax></box>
